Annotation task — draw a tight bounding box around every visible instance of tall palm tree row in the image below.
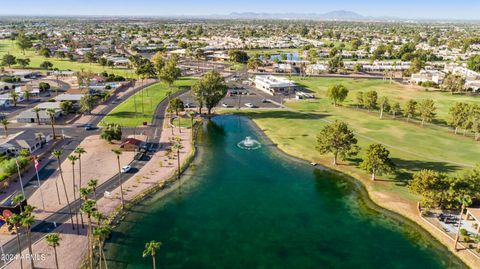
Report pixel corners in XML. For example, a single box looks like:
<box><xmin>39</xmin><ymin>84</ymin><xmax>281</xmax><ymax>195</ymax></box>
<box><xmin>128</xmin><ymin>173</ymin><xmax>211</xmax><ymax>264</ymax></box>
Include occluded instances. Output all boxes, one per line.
<box><xmin>7</xmin><ymin>214</ymin><xmax>24</xmax><ymax>269</ymax></box>
<box><xmin>143</xmin><ymin>240</ymin><xmax>162</xmax><ymax>269</ymax></box>
<box><xmin>12</xmin><ymin>194</ymin><xmax>25</xmax><ymax>213</ymax></box>
<box><xmin>52</xmin><ymin>150</ymin><xmax>75</xmax><ymax>230</ymax></box>
<box><xmin>80</xmin><ymin>197</ymin><xmax>97</xmax><ymax>269</ymax></box>
<box><xmin>46</xmin><ymin>108</ymin><xmax>57</xmax><ymax>139</ymax></box>
<box><xmin>32</xmin><ymin>107</ymin><xmax>41</xmax><ymax>125</ymax></box>
<box><xmin>454</xmin><ymin>194</ymin><xmax>473</xmax><ymax>250</ymax></box>
<box><xmin>21</xmin><ymin>205</ymin><xmax>36</xmax><ymax>269</ymax></box>
<box><xmin>93</xmin><ymin>225</ymin><xmax>110</xmax><ymax>269</ymax></box>
<box><xmin>67</xmin><ymin>154</ymin><xmax>80</xmax><ymax>234</ymax></box>
<box><xmin>1</xmin><ymin>119</ymin><xmax>9</xmax><ymax>138</ymax></box>
<box><xmin>172</xmin><ymin>137</ymin><xmax>184</xmax><ymax>181</ymax></box>
<box><xmin>112</xmin><ymin>149</ymin><xmax>125</xmax><ymax>208</ymax></box>
<box><xmin>45</xmin><ymin>233</ymin><xmax>61</xmax><ymax>269</ymax></box>
<box><xmin>75</xmin><ymin>147</ymin><xmax>87</xmax><ymax>228</ymax></box>
<box><xmin>88</xmin><ymin>179</ymin><xmax>98</xmax><ymax>201</ymax></box>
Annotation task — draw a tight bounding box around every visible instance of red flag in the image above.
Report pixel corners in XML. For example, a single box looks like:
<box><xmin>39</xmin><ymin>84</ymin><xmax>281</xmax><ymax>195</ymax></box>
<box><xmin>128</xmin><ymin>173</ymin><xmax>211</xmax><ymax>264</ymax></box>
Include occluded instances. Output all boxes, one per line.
<box><xmin>34</xmin><ymin>159</ymin><xmax>40</xmax><ymax>170</ymax></box>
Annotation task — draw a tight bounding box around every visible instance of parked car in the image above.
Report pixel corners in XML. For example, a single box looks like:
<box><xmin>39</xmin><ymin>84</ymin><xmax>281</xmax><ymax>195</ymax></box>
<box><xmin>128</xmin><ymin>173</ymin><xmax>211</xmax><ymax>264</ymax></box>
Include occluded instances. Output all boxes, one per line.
<box><xmin>135</xmin><ymin>152</ymin><xmax>146</xmax><ymax>161</ymax></box>
<box><xmin>245</xmin><ymin>103</ymin><xmax>255</xmax><ymax>108</ymax></box>
<box><xmin>84</xmin><ymin>124</ymin><xmax>94</xmax><ymax>130</ymax></box>
<box><xmin>184</xmin><ymin>103</ymin><xmax>194</xmax><ymax>108</ymax></box>
<box><xmin>121</xmin><ymin>165</ymin><xmax>132</xmax><ymax>173</ymax></box>
<box><xmin>221</xmin><ymin>103</ymin><xmax>230</xmax><ymax>108</ymax></box>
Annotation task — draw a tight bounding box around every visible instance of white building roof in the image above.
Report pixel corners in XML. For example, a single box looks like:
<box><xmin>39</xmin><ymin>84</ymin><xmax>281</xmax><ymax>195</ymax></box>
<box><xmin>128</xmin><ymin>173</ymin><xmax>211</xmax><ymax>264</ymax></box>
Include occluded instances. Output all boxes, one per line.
<box><xmin>255</xmin><ymin>75</ymin><xmax>295</xmax><ymax>88</ymax></box>
<box><xmin>54</xmin><ymin>93</ymin><xmax>84</xmax><ymax>102</ymax></box>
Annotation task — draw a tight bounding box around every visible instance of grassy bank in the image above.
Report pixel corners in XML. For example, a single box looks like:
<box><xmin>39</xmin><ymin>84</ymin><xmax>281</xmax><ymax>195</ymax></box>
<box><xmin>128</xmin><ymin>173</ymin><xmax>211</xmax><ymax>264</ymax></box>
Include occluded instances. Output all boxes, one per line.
<box><xmin>227</xmin><ymin>78</ymin><xmax>479</xmax><ymax>200</ymax></box>
<box><xmin>100</xmin><ymin>78</ymin><xmax>196</xmax><ymax>127</ymax></box>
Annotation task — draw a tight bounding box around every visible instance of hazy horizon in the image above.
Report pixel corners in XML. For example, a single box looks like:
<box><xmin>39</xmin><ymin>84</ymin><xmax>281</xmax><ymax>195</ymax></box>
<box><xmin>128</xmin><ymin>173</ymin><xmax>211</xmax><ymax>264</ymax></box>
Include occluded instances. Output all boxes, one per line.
<box><xmin>0</xmin><ymin>0</ymin><xmax>479</xmax><ymax>20</ymax></box>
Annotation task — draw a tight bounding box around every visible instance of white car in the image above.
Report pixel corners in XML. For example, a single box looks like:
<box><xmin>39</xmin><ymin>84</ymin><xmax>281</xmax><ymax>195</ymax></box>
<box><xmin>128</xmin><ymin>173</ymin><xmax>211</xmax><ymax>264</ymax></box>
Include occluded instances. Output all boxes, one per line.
<box><xmin>121</xmin><ymin>165</ymin><xmax>132</xmax><ymax>173</ymax></box>
<box><xmin>245</xmin><ymin>103</ymin><xmax>255</xmax><ymax>108</ymax></box>
<box><xmin>221</xmin><ymin>103</ymin><xmax>230</xmax><ymax>108</ymax></box>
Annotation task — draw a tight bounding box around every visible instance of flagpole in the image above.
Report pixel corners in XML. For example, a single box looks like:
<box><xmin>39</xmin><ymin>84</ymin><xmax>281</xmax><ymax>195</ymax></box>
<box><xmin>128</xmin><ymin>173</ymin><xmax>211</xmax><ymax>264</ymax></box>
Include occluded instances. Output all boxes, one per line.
<box><xmin>34</xmin><ymin>159</ymin><xmax>45</xmax><ymax>210</ymax></box>
<box><xmin>15</xmin><ymin>159</ymin><xmax>25</xmax><ymax>197</ymax></box>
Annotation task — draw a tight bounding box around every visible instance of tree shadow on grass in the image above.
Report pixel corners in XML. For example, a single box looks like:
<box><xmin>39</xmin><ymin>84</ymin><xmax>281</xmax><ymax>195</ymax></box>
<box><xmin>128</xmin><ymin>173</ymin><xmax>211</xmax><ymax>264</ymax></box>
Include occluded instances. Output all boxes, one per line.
<box><xmin>107</xmin><ymin>111</ymin><xmax>143</xmax><ymax>118</ymax></box>
<box><xmin>390</xmin><ymin>158</ymin><xmax>462</xmax><ymax>186</ymax></box>
<box><xmin>238</xmin><ymin>110</ymin><xmax>331</xmax><ymax>121</ymax></box>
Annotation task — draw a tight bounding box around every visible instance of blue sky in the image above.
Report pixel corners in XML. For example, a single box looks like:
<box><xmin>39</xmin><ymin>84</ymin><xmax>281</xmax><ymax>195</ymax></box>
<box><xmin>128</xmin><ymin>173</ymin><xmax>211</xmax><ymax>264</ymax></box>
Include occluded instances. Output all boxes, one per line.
<box><xmin>0</xmin><ymin>0</ymin><xmax>479</xmax><ymax>20</ymax></box>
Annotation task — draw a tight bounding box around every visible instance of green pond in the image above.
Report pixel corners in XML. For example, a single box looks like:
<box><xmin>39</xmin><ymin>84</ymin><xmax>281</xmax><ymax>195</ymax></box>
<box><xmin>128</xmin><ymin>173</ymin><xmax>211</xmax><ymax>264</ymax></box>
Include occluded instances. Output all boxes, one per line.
<box><xmin>105</xmin><ymin>115</ymin><xmax>467</xmax><ymax>269</ymax></box>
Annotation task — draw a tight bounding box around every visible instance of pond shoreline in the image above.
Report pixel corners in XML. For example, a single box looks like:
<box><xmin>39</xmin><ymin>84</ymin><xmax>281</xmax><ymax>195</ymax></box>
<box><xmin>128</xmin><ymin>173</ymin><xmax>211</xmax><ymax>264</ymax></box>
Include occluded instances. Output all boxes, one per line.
<box><xmin>104</xmin><ymin>115</ymin><xmax>473</xmax><ymax>268</ymax></box>
<box><xmin>241</xmin><ymin>114</ymin><xmax>478</xmax><ymax>269</ymax></box>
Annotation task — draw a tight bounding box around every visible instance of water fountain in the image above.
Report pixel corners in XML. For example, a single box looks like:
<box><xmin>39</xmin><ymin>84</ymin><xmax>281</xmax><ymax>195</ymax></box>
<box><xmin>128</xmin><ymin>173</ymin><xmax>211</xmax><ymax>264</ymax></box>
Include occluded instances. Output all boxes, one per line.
<box><xmin>237</xmin><ymin>136</ymin><xmax>262</xmax><ymax>150</ymax></box>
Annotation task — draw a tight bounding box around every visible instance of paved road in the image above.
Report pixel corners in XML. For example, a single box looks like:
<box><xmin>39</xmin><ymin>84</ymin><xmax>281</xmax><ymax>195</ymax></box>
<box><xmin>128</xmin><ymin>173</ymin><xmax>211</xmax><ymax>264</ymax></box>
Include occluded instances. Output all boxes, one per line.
<box><xmin>0</xmin><ymin>80</ymin><xmax>163</xmax><ymax>267</ymax></box>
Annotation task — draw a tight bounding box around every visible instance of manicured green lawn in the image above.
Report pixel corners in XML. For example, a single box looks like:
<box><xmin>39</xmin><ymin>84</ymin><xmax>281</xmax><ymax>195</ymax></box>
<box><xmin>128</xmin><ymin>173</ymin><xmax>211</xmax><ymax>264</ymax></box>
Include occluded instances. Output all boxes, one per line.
<box><xmin>0</xmin><ymin>40</ymin><xmax>134</xmax><ymax>77</ymax></box>
<box><xmin>292</xmin><ymin>77</ymin><xmax>479</xmax><ymax>121</ymax></box>
<box><xmin>171</xmin><ymin>116</ymin><xmax>194</xmax><ymax>128</ymax></box>
<box><xmin>101</xmin><ymin>78</ymin><xmax>196</xmax><ymax>127</ymax></box>
<box><xmin>228</xmin><ymin>78</ymin><xmax>479</xmax><ymax>201</ymax></box>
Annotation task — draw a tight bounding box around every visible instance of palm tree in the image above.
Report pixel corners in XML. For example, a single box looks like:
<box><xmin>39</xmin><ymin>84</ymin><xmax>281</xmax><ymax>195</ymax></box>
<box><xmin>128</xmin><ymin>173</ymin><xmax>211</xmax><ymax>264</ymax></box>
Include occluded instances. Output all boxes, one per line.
<box><xmin>80</xmin><ymin>187</ymin><xmax>91</xmax><ymax>201</ymax></box>
<box><xmin>45</xmin><ymin>233</ymin><xmax>61</xmax><ymax>269</ymax></box>
<box><xmin>111</xmin><ymin>149</ymin><xmax>125</xmax><ymax>208</ymax></box>
<box><xmin>81</xmin><ymin>199</ymin><xmax>96</xmax><ymax>269</ymax></box>
<box><xmin>21</xmin><ymin>205</ymin><xmax>36</xmax><ymax>269</ymax></box>
<box><xmin>454</xmin><ymin>194</ymin><xmax>473</xmax><ymax>250</ymax></box>
<box><xmin>88</xmin><ymin>179</ymin><xmax>98</xmax><ymax>201</ymax></box>
<box><xmin>7</xmin><ymin>214</ymin><xmax>24</xmax><ymax>269</ymax></box>
<box><xmin>74</xmin><ymin>147</ymin><xmax>87</xmax><ymax>190</ymax></box>
<box><xmin>93</xmin><ymin>225</ymin><xmax>110</xmax><ymax>269</ymax></box>
<box><xmin>188</xmin><ymin>111</ymin><xmax>195</xmax><ymax>141</ymax></box>
<box><xmin>23</xmin><ymin>90</ymin><xmax>31</xmax><ymax>102</ymax></box>
<box><xmin>10</xmin><ymin>91</ymin><xmax>18</xmax><ymax>107</ymax></box>
<box><xmin>67</xmin><ymin>154</ymin><xmax>80</xmax><ymax>234</ymax></box>
<box><xmin>143</xmin><ymin>240</ymin><xmax>161</xmax><ymax>269</ymax></box>
<box><xmin>75</xmin><ymin>147</ymin><xmax>87</xmax><ymax>227</ymax></box>
<box><xmin>32</xmin><ymin>107</ymin><xmax>41</xmax><ymax>125</ymax></box>
<box><xmin>12</xmin><ymin>194</ymin><xmax>25</xmax><ymax>213</ymax></box>
<box><xmin>46</xmin><ymin>108</ymin><xmax>57</xmax><ymax>139</ymax></box>
<box><xmin>1</xmin><ymin>119</ymin><xmax>9</xmax><ymax>138</ymax></box>
<box><xmin>52</xmin><ymin>150</ymin><xmax>75</xmax><ymax>230</ymax></box>
<box><xmin>172</xmin><ymin>138</ymin><xmax>184</xmax><ymax>181</ymax></box>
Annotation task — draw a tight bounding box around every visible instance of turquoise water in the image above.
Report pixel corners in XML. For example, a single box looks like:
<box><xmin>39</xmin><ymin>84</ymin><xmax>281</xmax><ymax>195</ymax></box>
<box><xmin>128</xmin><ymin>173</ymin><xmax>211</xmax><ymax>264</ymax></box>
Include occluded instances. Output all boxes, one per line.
<box><xmin>105</xmin><ymin>115</ymin><xmax>467</xmax><ymax>269</ymax></box>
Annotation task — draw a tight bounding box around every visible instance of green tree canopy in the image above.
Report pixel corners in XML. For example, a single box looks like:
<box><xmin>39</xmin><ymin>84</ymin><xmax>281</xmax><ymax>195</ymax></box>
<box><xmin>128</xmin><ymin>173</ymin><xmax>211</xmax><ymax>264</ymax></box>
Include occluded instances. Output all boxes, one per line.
<box><xmin>191</xmin><ymin>70</ymin><xmax>227</xmax><ymax>114</ymax></box>
<box><xmin>168</xmin><ymin>98</ymin><xmax>184</xmax><ymax>116</ymax></box>
<box><xmin>316</xmin><ymin>120</ymin><xmax>358</xmax><ymax>165</ymax></box>
<box><xmin>1</xmin><ymin>54</ymin><xmax>16</xmax><ymax>67</ymax></box>
<box><xmin>418</xmin><ymin>99</ymin><xmax>436</xmax><ymax>126</ymax></box>
<box><xmin>443</xmin><ymin>74</ymin><xmax>466</xmax><ymax>94</ymax></box>
<box><xmin>16</xmin><ymin>33</ymin><xmax>32</xmax><ymax>55</ymax></box>
<box><xmin>326</xmin><ymin>84</ymin><xmax>349</xmax><ymax>107</ymax></box>
<box><xmin>360</xmin><ymin>143</ymin><xmax>395</xmax><ymax>180</ymax></box>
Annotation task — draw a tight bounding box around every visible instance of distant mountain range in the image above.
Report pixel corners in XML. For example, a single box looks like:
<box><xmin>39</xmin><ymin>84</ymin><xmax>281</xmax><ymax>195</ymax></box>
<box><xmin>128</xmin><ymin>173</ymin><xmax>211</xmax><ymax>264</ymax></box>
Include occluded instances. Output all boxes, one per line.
<box><xmin>225</xmin><ymin>10</ymin><xmax>367</xmax><ymax>21</ymax></box>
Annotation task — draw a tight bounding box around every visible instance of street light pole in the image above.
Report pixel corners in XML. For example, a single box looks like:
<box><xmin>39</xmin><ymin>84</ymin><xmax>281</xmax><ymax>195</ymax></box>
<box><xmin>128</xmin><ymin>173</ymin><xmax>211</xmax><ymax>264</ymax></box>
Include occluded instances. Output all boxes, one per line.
<box><xmin>15</xmin><ymin>159</ymin><xmax>25</xmax><ymax>197</ymax></box>
<box><xmin>34</xmin><ymin>161</ymin><xmax>45</xmax><ymax>210</ymax></box>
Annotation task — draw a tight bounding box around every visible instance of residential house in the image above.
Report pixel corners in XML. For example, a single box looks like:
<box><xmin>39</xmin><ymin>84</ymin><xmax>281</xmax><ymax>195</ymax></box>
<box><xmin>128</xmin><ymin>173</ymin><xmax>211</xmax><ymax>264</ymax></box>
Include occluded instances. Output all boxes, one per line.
<box><xmin>120</xmin><ymin>138</ymin><xmax>144</xmax><ymax>151</ymax></box>
<box><xmin>0</xmin><ymin>130</ymin><xmax>52</xmax><ymax>156</ymax></box>
<box><xmin>411</xmin><ymin>70</ymin><xmax>446</xmax><ymax>85</ymax></box>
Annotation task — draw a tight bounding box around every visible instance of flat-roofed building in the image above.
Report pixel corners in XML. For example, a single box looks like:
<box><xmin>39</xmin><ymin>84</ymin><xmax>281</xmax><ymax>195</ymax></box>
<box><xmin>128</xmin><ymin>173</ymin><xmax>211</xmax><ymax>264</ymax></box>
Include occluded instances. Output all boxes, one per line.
<box><xmin>254</xmin><ymin>75</ymin><xmax>296</xmax><ymax>96</ymax></box>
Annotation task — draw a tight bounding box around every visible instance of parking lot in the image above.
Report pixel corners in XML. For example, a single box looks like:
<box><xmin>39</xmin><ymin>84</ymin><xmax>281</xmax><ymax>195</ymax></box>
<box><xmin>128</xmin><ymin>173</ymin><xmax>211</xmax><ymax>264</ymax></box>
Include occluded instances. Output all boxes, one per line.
<box><xmin>178</xmin><ymin>81</ymin><xmax>296</xmax><ymax>111</ymax></box>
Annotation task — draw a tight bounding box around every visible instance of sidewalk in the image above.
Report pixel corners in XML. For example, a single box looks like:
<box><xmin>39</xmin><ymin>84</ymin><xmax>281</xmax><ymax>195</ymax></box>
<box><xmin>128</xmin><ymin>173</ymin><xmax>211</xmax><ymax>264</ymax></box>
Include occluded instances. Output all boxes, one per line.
<box><xmin>4</xmin><ymin>117</ymin><xmax>194</xmax><ymax>269</ymax></box>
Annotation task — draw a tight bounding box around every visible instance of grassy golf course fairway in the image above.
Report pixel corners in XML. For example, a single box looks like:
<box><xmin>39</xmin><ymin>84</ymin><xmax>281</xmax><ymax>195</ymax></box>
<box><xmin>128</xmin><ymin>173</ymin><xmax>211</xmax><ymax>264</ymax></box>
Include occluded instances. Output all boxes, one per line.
<box><xmin>230</xmin><ymin>77</ymin><xmax>479</xmax><ymax>201</ymax></box>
